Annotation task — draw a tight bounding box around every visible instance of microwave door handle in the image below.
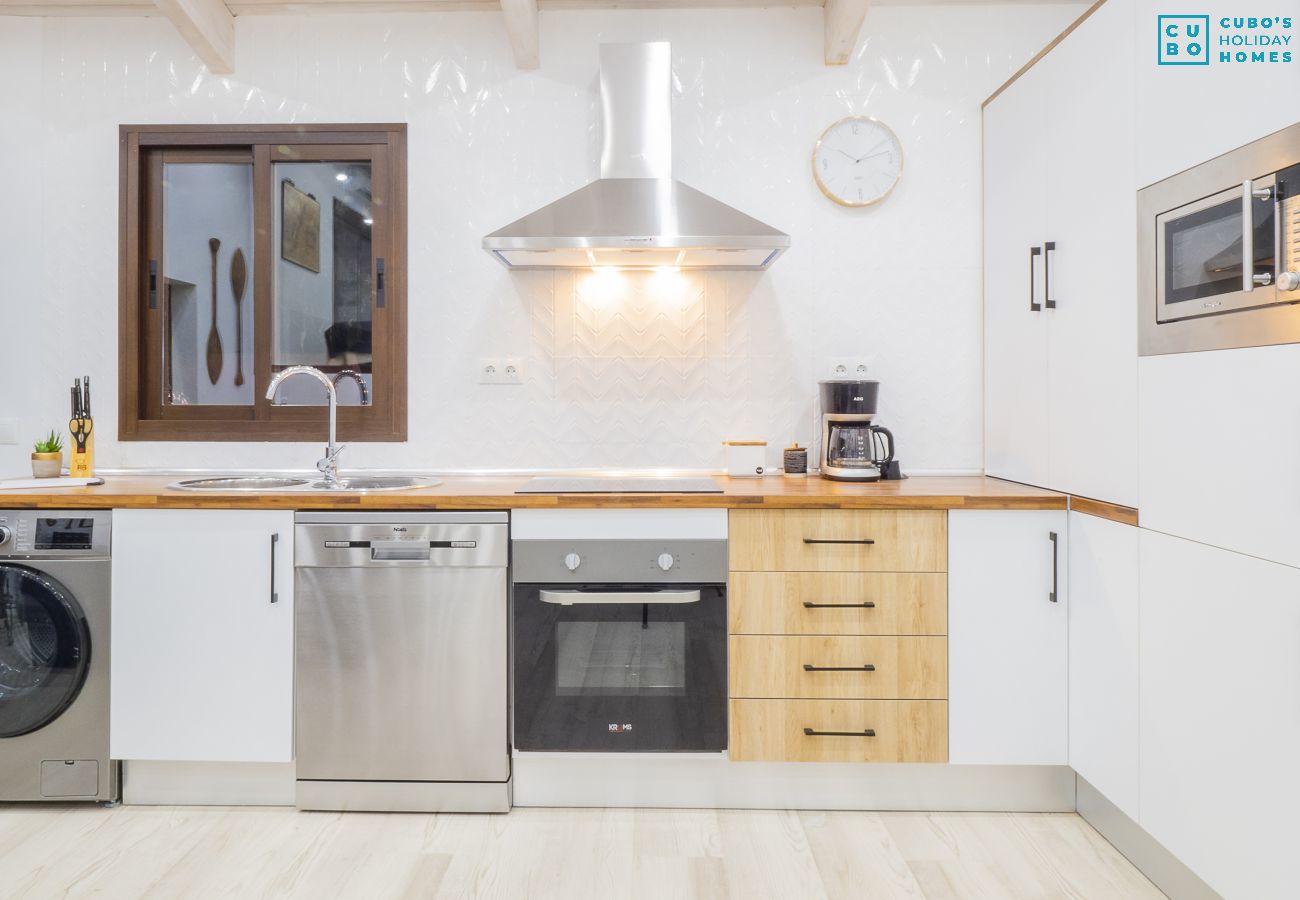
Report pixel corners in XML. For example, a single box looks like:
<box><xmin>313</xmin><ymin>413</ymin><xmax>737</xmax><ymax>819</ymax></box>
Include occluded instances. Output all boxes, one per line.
<box><xmin>539</xmin><ymin>590</ymin><xmax>702</xmax><ymax>606</ymax></box>
<box><xmin>1243</xmin><ymin>179</ymin><xmax>1277</xmax><ymax>291</ymax></box>
<box><xmin>1243</xmin><ymin>180</ymin><xmax>1255</xmax><ymax>293</ymax></box>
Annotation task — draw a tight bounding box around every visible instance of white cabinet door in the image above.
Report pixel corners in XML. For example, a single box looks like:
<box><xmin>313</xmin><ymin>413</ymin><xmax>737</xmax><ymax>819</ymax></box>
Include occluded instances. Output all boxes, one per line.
<box><xmin>1042</xmin><ymin>0</ymin><xmax>1138</xmax><ymax>508</ymax></box>
<box><xmin>1067</xmin><ymin>511</ymin><xmax>1139</xmax><ymax>820</ymax></box>
<box><xmin>1140</xmin><ymin>530</ymin><xmax>1300</xmax><ymax>900</ymax></box>
<box><xmin>1140</xmin><ymin>343</ymin><xmax>1300</xmax><ymax>568</ymax></box>
<box><xmin>983</xmin><ymin>68</ymin><xmax>1050</xmax><ymax>489</ymax></box>
<box><xmin>111</xmin><ymin>509</ymin><xmax>295</xmax><ymax>762</ymax></box>
<box><xmin>949</xmin><ymin>510</ymin><xmax>1068</xmax><ymax>764</ymax></box>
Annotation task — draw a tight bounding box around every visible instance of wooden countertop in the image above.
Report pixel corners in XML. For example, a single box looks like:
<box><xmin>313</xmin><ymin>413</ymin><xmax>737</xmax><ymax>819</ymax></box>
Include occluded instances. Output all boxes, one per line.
<box><xmin>0</xmin><ymin>474</ymin><xmax>1067</xmax><ymax>511</ymax></box>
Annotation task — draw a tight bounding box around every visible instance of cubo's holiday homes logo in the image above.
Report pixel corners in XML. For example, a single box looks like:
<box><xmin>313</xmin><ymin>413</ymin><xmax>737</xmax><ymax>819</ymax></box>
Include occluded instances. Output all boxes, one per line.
<box><xmin>1159</xmin><ymin>14</ymin><xmax>1294</xmax><ymax>66</ymax></box>
<box><xmin>1159</xmin><ymin>15</ymin><xmax>1210</xmax><ymax>64</ymax></box>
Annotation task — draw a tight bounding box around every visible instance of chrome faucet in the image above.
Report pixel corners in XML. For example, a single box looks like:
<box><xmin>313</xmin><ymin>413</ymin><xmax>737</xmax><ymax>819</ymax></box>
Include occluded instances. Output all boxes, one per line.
<box><xmin>332</xmin><ymin>369</ymin><xmax>370</xmax><ymax>406</ymax></box>
<box><xmin>265</xmin><ymin>366</ymin><xmax>346</xmax><ymax>489</ymax></box>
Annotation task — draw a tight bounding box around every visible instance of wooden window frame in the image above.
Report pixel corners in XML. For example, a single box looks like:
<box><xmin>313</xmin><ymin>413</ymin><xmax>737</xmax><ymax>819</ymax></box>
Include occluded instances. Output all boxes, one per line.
<box><xmin>118</xmin><ymin>124</ymin><xmax>408</xmax><ymax>442</ymax></box>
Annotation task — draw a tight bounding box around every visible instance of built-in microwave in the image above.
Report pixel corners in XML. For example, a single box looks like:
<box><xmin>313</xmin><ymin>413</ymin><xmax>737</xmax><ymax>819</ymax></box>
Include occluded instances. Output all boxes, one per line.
<box><xmin>1139</xmin><ymin>121</ymin><xmax>1300</xmax><ymax>355</ymax></box>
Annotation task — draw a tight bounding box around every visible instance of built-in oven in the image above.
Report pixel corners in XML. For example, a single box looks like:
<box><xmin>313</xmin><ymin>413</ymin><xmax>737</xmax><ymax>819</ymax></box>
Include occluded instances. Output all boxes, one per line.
<box><xmin>1140</xmin><ymin>121</ymin><xmax>1300</xmax><ymax>355</ymax></box>
<box><xmin>511</xmin><ymin>512</ymin><xmax>728</xmax><ymax>753</ymax></box>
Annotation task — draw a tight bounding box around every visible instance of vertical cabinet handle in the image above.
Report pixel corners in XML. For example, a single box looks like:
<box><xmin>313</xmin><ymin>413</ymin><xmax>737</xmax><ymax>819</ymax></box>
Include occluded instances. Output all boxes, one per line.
<box><xmin>270</xmin><ymin>533</ymin><xmax>279</xmax><ymax>604</ymax></box>
<box><xmin>1029</xmin><ymin>246</ymin><xmax>1042</xmax><ymax>311</ymax></box>
<box><xmin>1048</xmin><ymin>531</ymin><xmax>1059</xmax><ymax>603</ymax></box>
<box><xmin>148</xmin><ymin>259</ymin><xmax>158</xmax><ymax>310</ymax></box>
<box><xmin>375</xmin><ymin>257</ymin><xmax>386</xmax><ymax>309</ymax></box>
<box><xmin>1044</xmin><ymin>241</ymin><xmax>1056</xmax><ymax>308</ymax></box>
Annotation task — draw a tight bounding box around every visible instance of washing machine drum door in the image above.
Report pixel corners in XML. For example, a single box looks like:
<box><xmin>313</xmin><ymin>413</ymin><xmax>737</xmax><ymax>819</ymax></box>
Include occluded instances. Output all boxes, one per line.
<box><xmin>0</xmin><ymin>565</ymin><xmax>91</xmax><ymax>738</ymax></box>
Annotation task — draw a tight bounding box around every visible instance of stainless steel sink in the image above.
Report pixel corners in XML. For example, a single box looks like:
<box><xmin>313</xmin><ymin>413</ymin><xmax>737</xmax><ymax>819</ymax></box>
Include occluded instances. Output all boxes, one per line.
<box><xmin>334</xmin><ymin>475</ymin><xmax>441</xmax><ymax>491</ymax></box>
<box><xmin>172</xmin><ymin>476</ymin><xmax>311</xmax><ymax>492</ymax></box>
<box><xmin>169</xmin><ymin>474</ymin><xmax>441</xmax><ymax>492</ymax></box>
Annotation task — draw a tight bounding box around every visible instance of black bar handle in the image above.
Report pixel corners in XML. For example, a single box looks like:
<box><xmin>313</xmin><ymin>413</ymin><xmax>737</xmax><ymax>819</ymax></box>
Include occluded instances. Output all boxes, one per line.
<box><xmin>803</xmin><ymin>664</ymin><xmax>876</xmax><ymax>672</ymax></box>
<box><xmin>1049</xmin><ymin>531</ymin><xmax>1059</xmax><ymax>603</ymax></box>
<box><xmin>1044</xmin><ymin>241</ymin><xmax>1057</xmax><ymax>309</ymax></box>
<box><xmin>1029</xmin><ymin>245</ymin><xmax>1042</xmax><ymax>311</ymax></box>
<box><xmin>803</xmin><ymin>601</ymin><xmax>876</xmax><ymax>609</ymax></box>
<box><xmin>804</xmin><ymin>728</ymin><xmax>876</xmax><ymax>738</ymax></box>
<box><xmin>148</xmin><ymin>259</ymin><xmax>158</xmax><ymax>310</ymax></box>
<box><xmin>270</xmin><ymin>533</ymin><xmax>279</xmax><ymax>604</ymax></box>
<box><xmin>375</xmin><ymin>257</ymin><xmax>386</xmax><ymax>309</ymax></box>
<box><xmin>803</xmin><ymin>538</ymin><xmax>875</xmax><ymax>545</ymax></box>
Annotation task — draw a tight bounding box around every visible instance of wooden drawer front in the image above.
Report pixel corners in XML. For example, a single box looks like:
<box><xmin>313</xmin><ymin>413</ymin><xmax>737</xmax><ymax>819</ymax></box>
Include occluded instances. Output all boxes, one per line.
<box><xmin>728</xmin><ymin>510</ymin><xmax>946</xmax><ymax>572</ymax></box>
<box><xmin>730</xmin><ymin>699</ymin><xmax>947</xmax><ymax>762</ymax></box>
<box><xmin>730</xmin><ymin>635</ymin><xmax>947</xmax><ymax>700</ymax></box>
<box><xmin>729</xmin><ymin>571</ymin><xmax>947</xmax><ymax>635</ymax></box>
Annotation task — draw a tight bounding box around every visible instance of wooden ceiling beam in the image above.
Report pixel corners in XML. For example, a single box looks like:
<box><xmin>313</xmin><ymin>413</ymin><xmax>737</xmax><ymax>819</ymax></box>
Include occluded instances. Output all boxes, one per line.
<box><xmin>499</xmin><ymin>0</ymin><xmax>539</xmax><ymax>69</ymax></box>
<box><xmin>153</xmin><ymin>0</ymin><xmax>236</xmax><ymax>74</ymax></box>
<box><xmin>824</xmin><ymin>0</ymin><xmax>869</xmax><ymax>65</ymax></box>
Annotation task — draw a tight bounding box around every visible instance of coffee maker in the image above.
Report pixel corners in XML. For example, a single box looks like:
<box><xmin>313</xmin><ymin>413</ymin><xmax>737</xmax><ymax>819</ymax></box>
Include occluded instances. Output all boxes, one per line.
<box><xmin>818</xmin><ymin>380</ymin><xmax>901</xmax><ymax>482</ymax></box>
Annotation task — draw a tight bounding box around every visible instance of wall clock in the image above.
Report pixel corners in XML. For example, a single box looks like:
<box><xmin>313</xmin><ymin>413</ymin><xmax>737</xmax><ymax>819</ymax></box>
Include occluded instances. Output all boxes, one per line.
<box><xmin>812</xmin><ymin>116</ymin><xmax>903</xmax><ymax>208</ymax></box>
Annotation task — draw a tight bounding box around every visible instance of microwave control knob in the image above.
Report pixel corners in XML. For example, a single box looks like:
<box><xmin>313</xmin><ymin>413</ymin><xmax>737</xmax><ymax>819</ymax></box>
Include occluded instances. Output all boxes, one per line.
<box><xmin>1278</xmin><ymin>271</ymin><xmax>1300</xmax><ymax>291</ymax></box>
<box><xmin>0</xmin><ymin>526</ymin><xmax>10</xmax><ymax>547</ymax></box>
<box><xmin>563</xmin><ymin>552</ymin><xmax>582</xmax><ymax>572</ymax></box>
<box><xmin>656</xmin><ymin>552</ymin><xmax>675</xmax><ymax>572</ymax></box>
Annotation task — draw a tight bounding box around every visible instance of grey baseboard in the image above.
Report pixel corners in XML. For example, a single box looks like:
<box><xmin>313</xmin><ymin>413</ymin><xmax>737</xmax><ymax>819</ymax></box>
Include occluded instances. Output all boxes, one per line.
<box><xmin>1076</xmin><ymin>776</ymin><xmax>1222</xmax><ymax>900</ymax></box>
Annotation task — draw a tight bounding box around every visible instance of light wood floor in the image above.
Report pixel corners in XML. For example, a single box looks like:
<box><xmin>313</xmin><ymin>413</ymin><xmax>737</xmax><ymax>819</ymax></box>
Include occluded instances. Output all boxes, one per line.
<box><xmin>0</xmin><ymin>806</ymin><xmax>1165</xmax><ymax>899</ymax></box>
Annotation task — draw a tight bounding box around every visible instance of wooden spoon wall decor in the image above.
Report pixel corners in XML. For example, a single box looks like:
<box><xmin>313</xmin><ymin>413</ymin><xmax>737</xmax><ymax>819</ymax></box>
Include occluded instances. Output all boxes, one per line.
<box><xmin>231</xmin><ymin>248</ymin><xmax>247</xmax><ymax>387</ymax></box>
<box><xmin>206</xmin><ymin>237</ymin><xmax>223</xmax><ymax>385</ymax></box>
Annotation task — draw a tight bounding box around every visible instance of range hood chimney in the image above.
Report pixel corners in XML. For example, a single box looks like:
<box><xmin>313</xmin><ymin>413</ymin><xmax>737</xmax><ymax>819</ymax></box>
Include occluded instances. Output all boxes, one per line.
<box><xmin>483</xmin><ymin>42</ymin><xmax>790</xmax><ymax>271</ymax></box>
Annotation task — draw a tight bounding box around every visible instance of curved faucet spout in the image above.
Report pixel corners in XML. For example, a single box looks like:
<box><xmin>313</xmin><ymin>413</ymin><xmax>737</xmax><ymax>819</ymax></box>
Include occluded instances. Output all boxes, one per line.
<box><xmin>265</xmin><ymin>366</ymin><xmax>344</xmax><ymax>488</ymax></box>
<box><xmin>332</xmin><ymin>369</ymin><xmax>370</xmax><ymax>407</ymax></box>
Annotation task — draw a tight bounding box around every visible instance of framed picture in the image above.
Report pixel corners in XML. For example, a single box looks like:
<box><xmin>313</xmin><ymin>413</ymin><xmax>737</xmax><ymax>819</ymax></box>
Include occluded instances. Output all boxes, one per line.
<box><xmin>281</xmin><ymin>179</ymin><xmax>321</xmax><ymax>272</ymax></box>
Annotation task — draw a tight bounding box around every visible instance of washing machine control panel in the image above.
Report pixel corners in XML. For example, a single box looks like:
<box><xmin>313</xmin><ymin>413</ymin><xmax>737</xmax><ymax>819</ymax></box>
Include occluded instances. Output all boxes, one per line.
<box><xmin>0</xmin><ymin>511</ymin><xmax>111</xmax><ymax>558</ymax></box>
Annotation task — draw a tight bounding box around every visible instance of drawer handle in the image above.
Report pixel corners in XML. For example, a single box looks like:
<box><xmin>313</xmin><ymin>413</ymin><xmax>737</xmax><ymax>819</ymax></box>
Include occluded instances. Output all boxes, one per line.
<box><xmin>803</xmin><ymin>538</ymin><xmax>875</xmax><ymax>545</ymax></box>
<box><xmin>803</xmin><ymin>664</ymin><xmax>876</xmax><ymax>672</ymax></box>
<box><xmin>803</xmin><ymin>601</ymin><xmax>876</xmax><ymax>609</ymax></box>
<box><xmin>804</xmin><ymin>727</ymin><xmax>876</xmax><ymax>738</ymax></box>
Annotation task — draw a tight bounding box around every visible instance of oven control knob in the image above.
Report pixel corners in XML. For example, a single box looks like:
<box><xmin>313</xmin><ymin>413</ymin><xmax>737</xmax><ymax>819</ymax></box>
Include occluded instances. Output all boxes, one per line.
<box><xmin>1279</xmin><ymin>271</ymin><xmax>1300</xmax><ymax>292</ymax></box>
<box><xmin>0</xmin><ymin>526</ymin><xmax>10</xmax><ymax>547</ymax></box>
<box><xmin>656</xmin><ymin>552</ymin><xmax>675</xmax><ymax>572</ymax></box>
<box><xmin>563</xmin><ymin>552</ymin><xmax>582</xmax><ymax>572</ymax></box>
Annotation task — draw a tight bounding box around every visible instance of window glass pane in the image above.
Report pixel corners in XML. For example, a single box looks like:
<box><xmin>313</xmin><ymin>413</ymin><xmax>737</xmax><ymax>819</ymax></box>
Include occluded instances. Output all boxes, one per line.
<box><xmin>271</xmin><ymin>161</ymin><xmax>373</xmax><ymax>407</ymax></box>
<box><xmin>162</xmin><ymin>163</ymin><xmax>255</xmax><ymax>406</ymax></box>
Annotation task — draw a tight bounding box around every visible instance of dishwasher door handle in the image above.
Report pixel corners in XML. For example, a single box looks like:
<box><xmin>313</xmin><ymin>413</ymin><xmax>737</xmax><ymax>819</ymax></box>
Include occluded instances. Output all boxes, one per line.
<box><xmin>540</xmin><ymin>589</ymin><xmax>702</xmax><ymax>606</ymax></box>
<box><xmin>370</xmin><ymin>541</ymin><xmax>432</xmax><ymax>562</ymax></box>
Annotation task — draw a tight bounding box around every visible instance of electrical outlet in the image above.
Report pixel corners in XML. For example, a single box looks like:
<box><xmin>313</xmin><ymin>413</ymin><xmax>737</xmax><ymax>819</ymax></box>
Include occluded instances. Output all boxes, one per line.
<box><xmin>827</xmin><ymin>358</ymin><xmax>871</xmax><ymax>379</ymax></box>
<box><xmin>0</xmin><ymin>419</ymin><xmax>15</xmax><ymax>445</ymax></box>
<box><xmin>501</xmin><ymin>358</ymin><xmax>524</xmax><ymax>385</ymax></box>
<box><xmin>480</xmin><ymin>358</ymin><xmax>524</xmax><ymax>385</ymax></box>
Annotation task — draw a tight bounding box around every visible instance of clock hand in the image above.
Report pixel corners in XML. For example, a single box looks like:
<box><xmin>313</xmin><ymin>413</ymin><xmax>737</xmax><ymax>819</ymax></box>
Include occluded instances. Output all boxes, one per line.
<box><xmin>834</xmin><ymin>148</ymin><xmax>858</xmax><ymax>161</ymax></box>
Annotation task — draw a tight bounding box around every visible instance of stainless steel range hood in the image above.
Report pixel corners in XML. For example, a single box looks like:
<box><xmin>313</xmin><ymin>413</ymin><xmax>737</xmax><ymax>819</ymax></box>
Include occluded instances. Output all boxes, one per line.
<box><xmin>483</xmin><ymin>43</ymin><xmax>790</xmax><ymax>271</ymax></box>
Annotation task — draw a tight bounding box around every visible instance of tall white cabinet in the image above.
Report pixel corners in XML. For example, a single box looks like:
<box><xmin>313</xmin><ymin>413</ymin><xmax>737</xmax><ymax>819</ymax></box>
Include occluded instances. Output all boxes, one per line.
<box><xmin>1139</xmin><ymin>530</ymin><xmax>1300</xmax><ymax>900</ymax></box>
<box><xmin>983</xmin><ymin>0</ymin><xmax>1137</xmax><ymax>507</ymax></box>
<box><xmin>111</xmin><ymin>509</ymin><xmax>295</xmax><ymax>763</ymax></box>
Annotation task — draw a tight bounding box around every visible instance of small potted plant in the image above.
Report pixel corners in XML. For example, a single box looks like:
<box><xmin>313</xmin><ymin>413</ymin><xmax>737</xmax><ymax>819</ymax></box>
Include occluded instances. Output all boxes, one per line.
<box><xmin>32</xmin><ymin>430</ymin><xmax>64</xmax><ymax>478</ymax></box>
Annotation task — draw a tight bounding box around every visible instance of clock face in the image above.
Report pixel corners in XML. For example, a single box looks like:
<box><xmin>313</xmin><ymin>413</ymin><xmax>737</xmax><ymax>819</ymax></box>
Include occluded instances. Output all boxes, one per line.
<box><xmin>812</xmin><ymin>116</ymin><xmax>903</xmax><ymax>208</ymax></box>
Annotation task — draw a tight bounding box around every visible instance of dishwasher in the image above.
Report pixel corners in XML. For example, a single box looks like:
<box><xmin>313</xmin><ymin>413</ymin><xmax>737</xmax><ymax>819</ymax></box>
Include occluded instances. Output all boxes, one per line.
<box><xmin>293</xmin><ymin>512</ymin><xmax>510</xmax><ymax>813</ymax></box>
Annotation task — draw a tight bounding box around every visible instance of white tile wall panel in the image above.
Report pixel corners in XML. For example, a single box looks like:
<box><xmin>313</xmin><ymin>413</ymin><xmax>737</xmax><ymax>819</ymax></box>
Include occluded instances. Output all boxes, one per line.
<box><xmin>1</xmin><ymin>6</ymin><xmax>1083</xmax><ymax>475</ymax></box>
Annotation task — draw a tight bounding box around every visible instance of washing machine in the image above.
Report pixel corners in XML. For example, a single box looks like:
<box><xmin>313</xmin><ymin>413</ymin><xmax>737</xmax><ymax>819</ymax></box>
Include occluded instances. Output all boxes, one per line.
<box><xmin>0</xmin><ymin>510</ymin><xmax>117</xmax><ymax>802</ymax></box>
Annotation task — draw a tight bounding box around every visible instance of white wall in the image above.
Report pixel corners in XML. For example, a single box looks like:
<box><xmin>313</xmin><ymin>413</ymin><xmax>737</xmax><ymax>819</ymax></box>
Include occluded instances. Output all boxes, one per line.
<box><xmin>0</xmin><ymin>17</ymin><xmax>45</xmax><ymax>476</ymax></box>
<box><xmin>0</xmin><ymin>5</ymin><xmax>1083</xmax><ymax>475</ymax></box>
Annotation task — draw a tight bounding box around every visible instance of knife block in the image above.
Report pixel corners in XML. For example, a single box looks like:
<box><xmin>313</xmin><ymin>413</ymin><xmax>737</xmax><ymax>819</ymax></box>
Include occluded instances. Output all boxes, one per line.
<box><xmin>69</xmin><ymin>422</ymin><xmax>94</xmax><ymax>478</ymax></box>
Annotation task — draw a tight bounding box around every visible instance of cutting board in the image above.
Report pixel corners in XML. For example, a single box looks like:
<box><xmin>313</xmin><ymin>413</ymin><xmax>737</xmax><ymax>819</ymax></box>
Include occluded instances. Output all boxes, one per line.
<box><xmin>0</xmin><ymin>476</ymin><xmax>105</xmax><ymax>490</ymax></box>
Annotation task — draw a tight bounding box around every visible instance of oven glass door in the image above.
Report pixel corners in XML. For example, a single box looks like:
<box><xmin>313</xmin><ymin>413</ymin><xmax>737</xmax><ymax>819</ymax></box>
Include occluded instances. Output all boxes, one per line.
<box><xmin>1156</xmin><ymin>176</ymin><xmax>1277</xmax><ymax>322</ymax></box>
<box><xmin>513</xmin><ymin>583</ymin><xmax>726</xmax><ymax>752</ymax></box>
